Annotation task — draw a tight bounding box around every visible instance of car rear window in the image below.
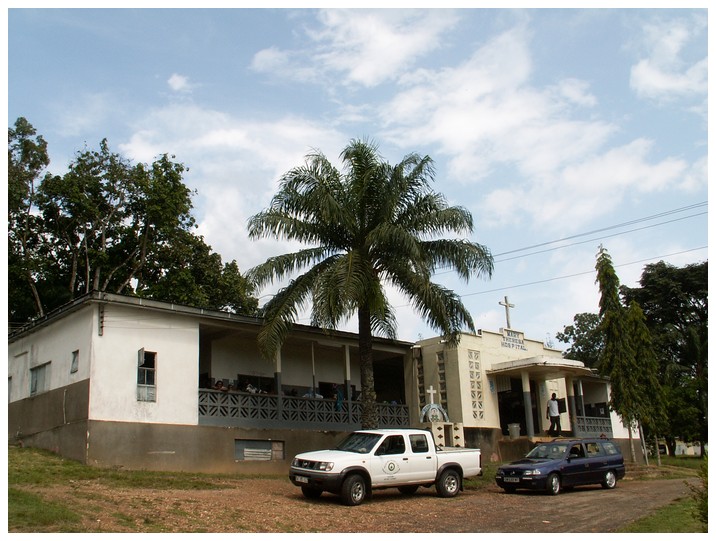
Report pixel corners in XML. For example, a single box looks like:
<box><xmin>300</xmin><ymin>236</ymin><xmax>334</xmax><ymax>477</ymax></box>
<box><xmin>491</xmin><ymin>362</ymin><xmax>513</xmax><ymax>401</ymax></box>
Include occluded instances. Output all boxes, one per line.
<box><xmin>601</xmin><ymin>441</ymin><xmax>620</xmax><ymax>455</ymax></box>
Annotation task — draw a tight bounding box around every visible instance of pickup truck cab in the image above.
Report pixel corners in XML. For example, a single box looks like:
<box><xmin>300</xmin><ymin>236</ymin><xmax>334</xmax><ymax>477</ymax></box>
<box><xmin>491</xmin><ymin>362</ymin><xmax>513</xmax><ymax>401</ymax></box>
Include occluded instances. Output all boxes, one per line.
<box><xmin>289</xmin><ymin>428</ymin><xmax>481</xmax><ymax>505</ymax></box>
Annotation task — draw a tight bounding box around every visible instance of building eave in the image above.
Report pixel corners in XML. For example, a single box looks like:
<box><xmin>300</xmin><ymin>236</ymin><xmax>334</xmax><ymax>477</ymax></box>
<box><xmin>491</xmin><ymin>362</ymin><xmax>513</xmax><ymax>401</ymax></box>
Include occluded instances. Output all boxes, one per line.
<box><xmin>485</xmin><ymin>355</ymin><xmax>595</xmax><ymax>379</ymax></box>
<box><xmin>8</xmin><ymin>291</ymin><xmax>414</xmax><ymax>353</ymax></box>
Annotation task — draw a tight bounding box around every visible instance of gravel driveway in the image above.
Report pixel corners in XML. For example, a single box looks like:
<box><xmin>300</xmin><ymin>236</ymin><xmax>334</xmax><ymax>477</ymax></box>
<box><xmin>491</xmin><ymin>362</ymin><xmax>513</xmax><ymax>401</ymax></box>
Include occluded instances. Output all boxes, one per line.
<box><xmin>27</xmin><ymin>476</ymin><xmax>697</xmax><ymax>533</ymax></box>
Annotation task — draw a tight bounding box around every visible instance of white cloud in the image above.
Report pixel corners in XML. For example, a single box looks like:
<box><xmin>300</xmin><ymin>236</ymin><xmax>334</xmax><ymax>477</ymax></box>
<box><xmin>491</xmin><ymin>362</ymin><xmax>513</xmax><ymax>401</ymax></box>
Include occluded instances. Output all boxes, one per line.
<box><xmin>372</xmin><ymin>21</ymin><xmax>696</xmax><ymax>237</ymax></box>
<box><xmin>167</xmin><ymin>73</ymin><xmax>192</xmax><ymax>93</ymax></box>
<box><xmin>251</xmin><ymin>9</ymin><xmax>459</xmax><ymax>88</ymax></box>
<box><xmin>118</xmin><ymin>103</ymin><xmax>346</xmax><ymax>271</ymax></box>
<box><xmin>629</xmin><ymin>15</ymin><xmax>707</xmax><ymax>103</ymax></box>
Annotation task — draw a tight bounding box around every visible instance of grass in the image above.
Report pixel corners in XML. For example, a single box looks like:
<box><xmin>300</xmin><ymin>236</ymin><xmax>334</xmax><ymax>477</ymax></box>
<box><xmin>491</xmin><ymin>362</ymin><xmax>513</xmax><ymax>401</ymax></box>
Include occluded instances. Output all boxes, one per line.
<box><xmin>8</xmin><ymin>487</ymin><xmax>83</xmax><ymax>531</ymax></box>
<box><xmin>464</xmin><ymin>461</ymin><xmax>497</xmax><ymax>490</ymax></box>
<box><xmin>8</xmin><ymin>445</ymin><xmax>241</xmax><ymax>490</ymax></box>
<box><xmin>656</xmin><ymin>454</ymin><xmax>705</xmax><ymax>471</ymax></box>
<box><xmin>7</xmin><ymin>445</ymin><xmax>706</xmax><ymax>533</ymax></box>
<box><xmin>7</xmin><ymin>445</ymin><xmax>282</xmax><ymax>532</ymax></box>
<box><xmin>618</xmin><ymin>497</ymin><xmax>705</xmax><ymax>533</ymax></box>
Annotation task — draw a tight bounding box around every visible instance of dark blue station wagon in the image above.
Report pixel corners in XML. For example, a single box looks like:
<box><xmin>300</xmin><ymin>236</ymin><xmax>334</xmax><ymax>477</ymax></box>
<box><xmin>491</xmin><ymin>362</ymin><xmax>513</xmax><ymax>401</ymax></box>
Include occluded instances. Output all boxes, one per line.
<box><xmin>495</xmin><ymin>438</ymin><xmax>626</xmax><ymax>495</ymax></box>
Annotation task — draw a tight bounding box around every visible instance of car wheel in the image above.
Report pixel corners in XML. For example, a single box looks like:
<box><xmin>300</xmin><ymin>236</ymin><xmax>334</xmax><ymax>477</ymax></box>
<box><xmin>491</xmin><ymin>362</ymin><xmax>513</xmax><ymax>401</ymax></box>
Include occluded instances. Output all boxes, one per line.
<box><xmin>341</xmin><ymin>474</ymin><xmax>367</xmax><ymax>506</ymax></box>
<box><xmin>601</xmin><ymin>470</ymin><xmax>617</xmax><ymax>489</ymax></box>
<box><xmin>546</xmin><ymin>473</ymin><xmax>561</xmax><ymax>495</ymax></box>
<box><xmin>436</xmin><ymin>469</ymin><xmax>461</xmax><ymax>498</ymax></box>
<box><xmin>398</xmin><ymin>485</ymin><xmax>420</xmax><ymax>495</ymax></box>
<box><xmin>301</xmin><ymin>486</ymin><xmax>322</xmax><ymax>499</ymax></box>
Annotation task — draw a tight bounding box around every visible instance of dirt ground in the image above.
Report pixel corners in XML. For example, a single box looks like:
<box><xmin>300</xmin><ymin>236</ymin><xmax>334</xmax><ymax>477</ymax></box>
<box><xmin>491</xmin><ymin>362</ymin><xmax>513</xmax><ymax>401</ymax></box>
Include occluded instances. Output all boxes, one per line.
<box><xmin>24</xmin><ymin>475</ymin><xmax>697</xmax><ymax>533</ymax></box>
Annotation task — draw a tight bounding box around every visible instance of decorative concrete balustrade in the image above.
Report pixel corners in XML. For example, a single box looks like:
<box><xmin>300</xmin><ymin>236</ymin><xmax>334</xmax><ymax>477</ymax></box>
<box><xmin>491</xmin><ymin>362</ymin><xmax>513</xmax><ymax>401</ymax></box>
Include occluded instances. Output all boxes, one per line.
<box><xmin>198</xmin><ymin>389</ymin><xmax>410</xmax><ymax>430</ymax></box>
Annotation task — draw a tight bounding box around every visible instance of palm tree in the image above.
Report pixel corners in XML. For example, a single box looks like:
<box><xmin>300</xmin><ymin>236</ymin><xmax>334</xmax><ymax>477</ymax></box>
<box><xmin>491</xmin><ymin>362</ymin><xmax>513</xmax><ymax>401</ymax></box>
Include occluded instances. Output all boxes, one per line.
<box><xmin>247</xmin><ymin>139</ymin><xmax>493</xmax><ymax>428</ymax></box>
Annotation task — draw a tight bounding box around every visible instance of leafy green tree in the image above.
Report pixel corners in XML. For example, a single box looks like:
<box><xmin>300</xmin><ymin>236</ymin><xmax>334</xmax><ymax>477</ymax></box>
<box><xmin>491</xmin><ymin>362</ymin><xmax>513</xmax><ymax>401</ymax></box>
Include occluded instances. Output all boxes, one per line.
<box><xmin>621</xmin><ymin>261</ymin><xmax>708</xmax><ymax>456</ymax></box>
<box><xmin>138</xmin><ymin>229</ymin><xmax>258</xmax><ymax>315</ymax></box>
<box><xmin>625</xmin><ymin>300</ymin><xmax>668</xmax><ymax>449</ymax></box>
<box><xmin>595</xmin><ymin>247</ymin><xmax>643</xmax><ymax>461</ymax></box>
<box><xmin>8</xmin><ymin>119</ymin><xmax>258</xmax><ymax>323</ymax></box>
<box><xmin>555</xmin><ymin>312</ymin><xmax>604</xmax><ymax>368</ymax></box>
<box><xmin>247</xmin><ymin>139</ymin><xmax>494</xmax><ymax>428</ymax></box>
<box><xmin>37</xmin><ymin>141</ymin><xmax>196</xmax><ymax>299</ymax></box>
<box><xmin>8</xmin><ymin>117</ymin><xmax>50</xmax><ymax>320</ymax></box>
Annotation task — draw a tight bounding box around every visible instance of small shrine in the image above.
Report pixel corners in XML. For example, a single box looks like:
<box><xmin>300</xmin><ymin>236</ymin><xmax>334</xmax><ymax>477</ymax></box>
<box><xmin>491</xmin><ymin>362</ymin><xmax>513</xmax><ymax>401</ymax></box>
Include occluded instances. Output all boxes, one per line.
<box><xmin>420</xmin><ymin>385</ymin><xmax>463</xmax><ymax>447</ymax></box>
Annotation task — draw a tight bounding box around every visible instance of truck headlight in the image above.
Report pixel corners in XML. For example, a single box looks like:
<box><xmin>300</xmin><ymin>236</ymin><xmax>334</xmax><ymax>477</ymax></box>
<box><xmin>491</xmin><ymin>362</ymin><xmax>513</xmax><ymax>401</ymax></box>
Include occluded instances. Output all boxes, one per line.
<box><xmin>317</xmin><ymin>462</ymin><xmax>334</xmax><ymax>471</ymax></box>
<box><xmin>522</xmin><ymin>469</ymin><xmax>542</xmax><ymax>476</ymax></box>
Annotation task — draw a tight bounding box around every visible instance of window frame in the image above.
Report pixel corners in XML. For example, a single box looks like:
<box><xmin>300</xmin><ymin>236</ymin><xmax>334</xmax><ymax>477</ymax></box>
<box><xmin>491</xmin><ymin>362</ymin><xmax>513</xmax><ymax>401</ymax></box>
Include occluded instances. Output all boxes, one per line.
<box><xmin>70</xmin><ymin>349</ymin><xmax>79</xmax><ymax>374</ymax></box>
<box><xmin>30</xmin><ymin>362</ymin><xmax>50</xmax><ymax>396</ymax></box>
<box><xmin>137</xmin><ymin>348</ymin><xmax>157</xmax><ymax>402</ymax></box>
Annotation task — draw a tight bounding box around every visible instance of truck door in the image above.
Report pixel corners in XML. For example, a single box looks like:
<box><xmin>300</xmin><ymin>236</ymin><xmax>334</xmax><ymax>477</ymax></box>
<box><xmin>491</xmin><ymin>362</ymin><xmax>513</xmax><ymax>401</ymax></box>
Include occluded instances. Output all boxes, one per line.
<box><xmin>370</xmin><ymin>434</ymin><xmax>410</xmax><ymax>487</ymax></box>
<box><xmin>404</xmin><ymin>433</ymin><xmax>438</xmax><ymax>483</ymax></box>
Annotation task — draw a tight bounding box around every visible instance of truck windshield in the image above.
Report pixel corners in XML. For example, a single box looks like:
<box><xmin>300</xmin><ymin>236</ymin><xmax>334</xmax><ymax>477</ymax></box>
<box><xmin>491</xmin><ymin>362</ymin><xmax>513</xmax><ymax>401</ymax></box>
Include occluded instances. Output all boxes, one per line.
<box><xmin>335</xmin><ymin>432</ymin><xmax>382</xmax><ymax>454</ymax></box>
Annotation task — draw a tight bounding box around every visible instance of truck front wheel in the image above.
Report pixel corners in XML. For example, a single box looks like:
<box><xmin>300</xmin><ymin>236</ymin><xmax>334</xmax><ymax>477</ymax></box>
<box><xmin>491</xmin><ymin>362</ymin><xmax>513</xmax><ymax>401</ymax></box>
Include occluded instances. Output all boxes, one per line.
<box><xmin>341</xmin><ymin>474</ymin><xmax>367</xmax><ymax>506</ymax></box>
<box><xmin>436</xmin><ymin>469</ymin><xmax>461</xmax><ymax>498</ymax></box>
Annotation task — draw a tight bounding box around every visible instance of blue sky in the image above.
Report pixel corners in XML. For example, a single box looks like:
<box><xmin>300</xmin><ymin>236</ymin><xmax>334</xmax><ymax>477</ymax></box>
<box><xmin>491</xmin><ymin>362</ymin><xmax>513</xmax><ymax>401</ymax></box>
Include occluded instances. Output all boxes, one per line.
<box><xmin>6</xmin><ymin>5</ymin><xmax>709</xmax><ymax>347</ymax></box>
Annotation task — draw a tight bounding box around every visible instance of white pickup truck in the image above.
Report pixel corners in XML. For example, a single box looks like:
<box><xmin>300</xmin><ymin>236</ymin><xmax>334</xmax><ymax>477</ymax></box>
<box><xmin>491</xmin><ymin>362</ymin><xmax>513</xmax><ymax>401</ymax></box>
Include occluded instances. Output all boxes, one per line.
<box><xmin>288</xmin><ymin>428</ymin><xmax>482</xmax><ymax>505</ymax></box>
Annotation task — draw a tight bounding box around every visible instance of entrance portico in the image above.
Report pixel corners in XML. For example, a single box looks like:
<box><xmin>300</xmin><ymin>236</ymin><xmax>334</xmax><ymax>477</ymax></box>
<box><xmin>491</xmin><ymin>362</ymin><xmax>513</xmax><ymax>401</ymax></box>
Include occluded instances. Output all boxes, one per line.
<box><xmin>486</xmin><ymin>356</ymin><xmax>594</xmax><ymax>438</ymax></box>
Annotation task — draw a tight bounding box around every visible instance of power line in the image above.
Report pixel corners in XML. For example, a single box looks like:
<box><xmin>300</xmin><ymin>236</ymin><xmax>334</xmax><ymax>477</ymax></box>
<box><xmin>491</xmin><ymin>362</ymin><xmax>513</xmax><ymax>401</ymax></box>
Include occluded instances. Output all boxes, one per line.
<box><xmin>494</xmin><ymin>212</ymin><xmax>706</xmax><ymax>263</ymax></box>
<box><xmin>493</xmin><ymin>201</ymin><xmax>707</xmax><ymax>257</ymax></box>
<box><xmin>431</xmin><ymin>201</ymin><xmax>707</xmax><ymax>275</ymax></box>
<box><xmin>457</xmin><ymin>246</ymin><xmax>707</xmax><ymax>299</ymax></box>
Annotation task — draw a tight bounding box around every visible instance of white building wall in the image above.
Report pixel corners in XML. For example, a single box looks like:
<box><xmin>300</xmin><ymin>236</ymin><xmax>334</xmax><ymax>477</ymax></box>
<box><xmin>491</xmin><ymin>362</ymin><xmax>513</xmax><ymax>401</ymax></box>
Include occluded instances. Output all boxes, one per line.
<box><xmin>210</xmin><ymin>337</ymin><xmax>357</xmax><ymax>390</ymax></box>
<box><xmin>417</xmin><ymin>330</ymin><xmax>574</xmax><ymax>431</ymax></box>
<box><xmin>212</xmin><ymin>334</ymin><xmax>268</xmax><ymax>382</ymax></box>
<box><xmin>8</xmin><ymin>305</ymin><xmax>95</xmax><ymax>402</ymax></box>
<box><xmin>89</xmin><ymin>304</ymin><xmax>199</xmax><ymax>425</ymax></box>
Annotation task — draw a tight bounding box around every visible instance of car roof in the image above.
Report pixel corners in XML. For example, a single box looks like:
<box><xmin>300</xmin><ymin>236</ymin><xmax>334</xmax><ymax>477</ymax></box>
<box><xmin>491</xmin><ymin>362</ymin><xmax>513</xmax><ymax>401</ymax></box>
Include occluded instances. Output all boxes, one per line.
<box><xmin>542</xmin><ymin>438</ymin><xmax>617</xmax><ymax>444</ymax></box>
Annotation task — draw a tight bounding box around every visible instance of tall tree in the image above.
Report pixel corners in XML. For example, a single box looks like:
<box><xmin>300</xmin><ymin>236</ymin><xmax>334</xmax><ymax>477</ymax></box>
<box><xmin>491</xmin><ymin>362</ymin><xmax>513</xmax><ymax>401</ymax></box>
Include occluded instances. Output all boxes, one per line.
<box><xmin>8</xmin><ymin>117</ymin><xmax>50</xmax><ymax>320</ymax></box>
<box><xmin>621</xmin><ymin>261</ymin><xmax>707</xmax><ymax>456</ymax></box>
<box><xmin>37</xmin><ymin>142</ymin><xmax>196</xmax><ymax>299</ymax></box>
<box><xmin>138</xmin><ymin>229</ymin><xmax>258</xmax><ymax>315</ymax></box>
<box><xmin>555</xmin><ymin>312</ymin><xmax>604</xmax><ymax>368</ymax></box>
<box><xmin>247</xmin><ymin>139</ymin><xmax>494</xmax><ymax>428</ymax></box>
<box><xmin>625</xmin><ymin>300</ymin><xmax>668</xmax><ymax>449</ymax></box>
<box><xmin>8</xmin><ymin>119</ymin><xmax>258</xmax><ymax>323</ymax></box>
<box><xmin>595</xmin><ymin>246</ymin><xmax>640</xmax><ymax>461</ymax></box>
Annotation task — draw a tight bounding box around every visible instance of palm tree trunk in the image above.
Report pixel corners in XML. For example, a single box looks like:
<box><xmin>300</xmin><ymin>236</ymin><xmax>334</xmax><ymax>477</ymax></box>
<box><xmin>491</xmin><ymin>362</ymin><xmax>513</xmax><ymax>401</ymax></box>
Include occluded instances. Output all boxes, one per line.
<box><xmin>358</xmin><ymin>306</ymin><xmax>377</xmax><ymax>429</ymax></box>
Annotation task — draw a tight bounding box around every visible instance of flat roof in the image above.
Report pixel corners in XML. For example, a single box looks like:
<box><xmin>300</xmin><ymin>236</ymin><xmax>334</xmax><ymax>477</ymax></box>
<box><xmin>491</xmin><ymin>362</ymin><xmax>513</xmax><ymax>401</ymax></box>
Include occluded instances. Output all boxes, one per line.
<box><xmin>486</xmin><ymin>355</ymin><xmax>595</xmax><ymax>378</ymax></box>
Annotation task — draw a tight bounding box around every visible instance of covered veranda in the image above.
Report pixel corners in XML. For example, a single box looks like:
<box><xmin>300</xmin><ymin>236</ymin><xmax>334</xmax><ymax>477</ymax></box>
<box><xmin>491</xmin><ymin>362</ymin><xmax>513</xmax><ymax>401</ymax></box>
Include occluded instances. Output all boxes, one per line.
<box><xmin>486</xmin><ymin>355</ymin><xmax>609</xmax><ymax>439</ymax></box>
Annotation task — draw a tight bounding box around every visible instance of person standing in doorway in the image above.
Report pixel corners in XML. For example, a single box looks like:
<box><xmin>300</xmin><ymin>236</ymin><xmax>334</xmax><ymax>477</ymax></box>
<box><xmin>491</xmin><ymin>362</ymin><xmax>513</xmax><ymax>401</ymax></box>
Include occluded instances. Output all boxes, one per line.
<box><xmin>546</xmin><ymin>393</ymin><xmax>562</xmax><ymax>437</ymax></box>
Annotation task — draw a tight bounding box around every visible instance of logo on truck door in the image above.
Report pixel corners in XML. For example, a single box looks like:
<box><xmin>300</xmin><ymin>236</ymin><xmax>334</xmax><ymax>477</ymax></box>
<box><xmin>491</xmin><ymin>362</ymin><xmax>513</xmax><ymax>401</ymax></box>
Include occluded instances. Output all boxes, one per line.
<box><xmin>383</xmin><ymin>461</ymin><xmax>400</xmax><ymax>474</ymax></box>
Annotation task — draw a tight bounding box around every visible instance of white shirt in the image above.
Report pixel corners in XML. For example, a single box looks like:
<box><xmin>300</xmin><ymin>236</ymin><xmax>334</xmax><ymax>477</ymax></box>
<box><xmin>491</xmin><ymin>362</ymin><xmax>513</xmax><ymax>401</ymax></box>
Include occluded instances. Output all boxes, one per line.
<box><xmin>547</xmin><ymin>398</ymin><xmax>560</xmax><ymax>417</ymax></box>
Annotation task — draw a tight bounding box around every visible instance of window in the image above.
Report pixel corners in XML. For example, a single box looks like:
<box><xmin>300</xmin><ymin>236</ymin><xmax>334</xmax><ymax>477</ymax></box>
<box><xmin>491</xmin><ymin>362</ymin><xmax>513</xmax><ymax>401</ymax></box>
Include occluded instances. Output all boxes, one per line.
<box><xmin>137</xmin><ymin>349</ymin><xmax>157</xmax><ymax>402</ymax></box>
<box><xmin>376</xmin><ymin>435</ymin><xmax>406</xmax><ymax>455</ymax></box>
<box><xmin>234</xmin><ymin>439</ymin><xmax>284</xmax><ymax>461</ymax></box>
<box><xmin>70</xmin><ymin>350</ymin><xmax>79</xmax><ymax>374</ymax></box>
<box><xmin>30</xmin><ymin>363</ymin><xmax>50</xmax><ymax>396</ymax></box>
<box><xmin>569</xmin><ymin>444</ymin><xmax>585</xmax><ymax>458</ymax></box>
<box><xmin>586</xmin><ymin>442</ymin><xmax>603</xmax><ymax>457</ymax></box>
<box><xmin>410</xmin><ymin>434</ymin><xmax>429</xmax><ymax>453</ymax></box>
<box><xmin>602</xmin><ymin>441</ymin><xmax>620</xmax><ymax>456</ymax></box>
